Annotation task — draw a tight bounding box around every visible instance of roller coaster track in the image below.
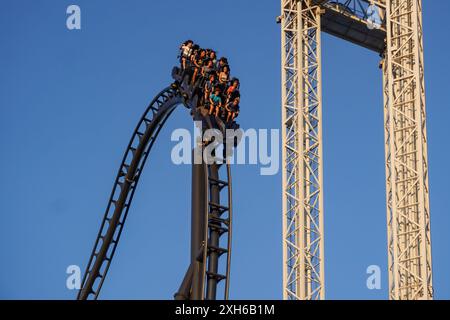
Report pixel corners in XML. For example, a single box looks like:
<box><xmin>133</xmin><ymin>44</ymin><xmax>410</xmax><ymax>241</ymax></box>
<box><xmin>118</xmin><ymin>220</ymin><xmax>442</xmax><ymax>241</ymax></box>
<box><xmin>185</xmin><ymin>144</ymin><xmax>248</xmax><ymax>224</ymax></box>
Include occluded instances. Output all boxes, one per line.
<box><xmin>77</xmin><ymin>70</ymin><xmax>233</xmax><ymax>300</ymax></box>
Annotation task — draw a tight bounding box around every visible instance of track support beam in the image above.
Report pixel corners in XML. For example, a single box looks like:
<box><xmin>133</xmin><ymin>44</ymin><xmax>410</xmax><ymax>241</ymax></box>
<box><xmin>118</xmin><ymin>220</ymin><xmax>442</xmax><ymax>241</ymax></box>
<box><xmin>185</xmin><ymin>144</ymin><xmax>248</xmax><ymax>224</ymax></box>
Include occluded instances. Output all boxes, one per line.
<box><xmin>383</xmin><ymin>0</ymin><xmax>433</xmax><ymax>300</ymax></box>
<box><xmin>191</xmin><ymin>147</ymin><xmax>207</xmax><ymax>300</ymax></box>
<box><xmin>281</xmin><ymin>0</ymin><xmax>325</xmax><ymax>300</ymax></box>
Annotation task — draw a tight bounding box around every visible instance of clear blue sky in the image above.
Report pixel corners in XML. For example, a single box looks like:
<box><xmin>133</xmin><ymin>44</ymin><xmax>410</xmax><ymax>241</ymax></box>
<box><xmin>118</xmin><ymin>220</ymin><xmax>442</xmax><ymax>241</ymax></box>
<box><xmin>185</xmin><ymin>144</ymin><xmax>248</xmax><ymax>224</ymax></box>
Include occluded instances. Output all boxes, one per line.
<box><xmin>0</xmin><ymin>0</ymin><xmax>449</xmax><ymax>300</ymax></box>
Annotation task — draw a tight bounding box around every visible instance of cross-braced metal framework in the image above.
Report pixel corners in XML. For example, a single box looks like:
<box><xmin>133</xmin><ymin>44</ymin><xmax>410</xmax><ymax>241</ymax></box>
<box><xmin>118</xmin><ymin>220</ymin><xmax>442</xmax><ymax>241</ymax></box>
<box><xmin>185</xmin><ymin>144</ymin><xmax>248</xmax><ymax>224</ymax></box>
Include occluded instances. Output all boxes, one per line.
<box><xmin>281</xmin><ymin>0</ymin><xmax>433</xmax><ymax>300</ymax></box>
<box><xmin>383</xmin><ymin>0</ymin><xmax>433</xmax><ymax>300</ymax></box>
<box><xmin>281</xmin><ymin>0</ymin><xmax>325</xmax><ymax>300</ymax></box>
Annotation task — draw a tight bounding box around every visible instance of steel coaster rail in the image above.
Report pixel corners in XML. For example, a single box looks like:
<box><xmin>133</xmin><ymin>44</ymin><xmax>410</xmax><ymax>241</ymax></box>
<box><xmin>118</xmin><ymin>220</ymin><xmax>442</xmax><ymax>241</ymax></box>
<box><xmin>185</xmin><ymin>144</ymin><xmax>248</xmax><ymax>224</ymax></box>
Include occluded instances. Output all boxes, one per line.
<box><xmin>78</xmin><ymin>69</ymin><xmax>234</xmax><ymax>300</ymax></box>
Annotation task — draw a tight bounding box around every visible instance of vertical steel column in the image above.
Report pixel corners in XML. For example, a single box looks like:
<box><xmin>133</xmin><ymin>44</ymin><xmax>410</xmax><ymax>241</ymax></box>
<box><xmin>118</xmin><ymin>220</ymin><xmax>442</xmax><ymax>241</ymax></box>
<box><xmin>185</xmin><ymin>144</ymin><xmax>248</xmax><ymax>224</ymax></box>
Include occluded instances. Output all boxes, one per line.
<box><xmin>383</xmin><ymin>0</ymin><xmax>433</xmax><ymax>300</ymax></box>
<box><xmin>281</xmin><ymin>0</ymin><xmax>325</xmax><ymax>300</ymax></box>
<box><xmin>191</xmin><ymin>148</ymin><xmax>207</xmax><ymax>300</ymax></box>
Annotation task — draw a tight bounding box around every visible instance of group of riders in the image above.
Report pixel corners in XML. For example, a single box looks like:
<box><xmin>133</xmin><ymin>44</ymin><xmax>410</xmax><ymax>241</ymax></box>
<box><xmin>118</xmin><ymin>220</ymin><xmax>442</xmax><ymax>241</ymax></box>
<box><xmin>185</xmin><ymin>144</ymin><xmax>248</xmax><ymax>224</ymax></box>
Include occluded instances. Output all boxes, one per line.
<box><xmin>177</xmin><ymin>40</ymin><xmax>240</xmax><ymax>124</ymax></box>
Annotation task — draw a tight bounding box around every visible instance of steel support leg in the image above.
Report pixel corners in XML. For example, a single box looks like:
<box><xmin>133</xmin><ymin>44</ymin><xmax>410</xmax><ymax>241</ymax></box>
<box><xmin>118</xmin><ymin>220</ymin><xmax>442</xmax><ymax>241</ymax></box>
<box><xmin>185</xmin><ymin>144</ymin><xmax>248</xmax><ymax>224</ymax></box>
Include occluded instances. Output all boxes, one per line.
<box><xmin>281</xmin><ymin>0</ymin><xmax>325</xmax><ymax>300</ymax></box>
<box><xmin>191</xmin><ymin>148</ymin><xmax>207</xmax><ymax>300</ymax></box>
<box><xmin>383</xmin><ymin>0</ymin><xmax>433</xmax><ymax>300</ymax></box>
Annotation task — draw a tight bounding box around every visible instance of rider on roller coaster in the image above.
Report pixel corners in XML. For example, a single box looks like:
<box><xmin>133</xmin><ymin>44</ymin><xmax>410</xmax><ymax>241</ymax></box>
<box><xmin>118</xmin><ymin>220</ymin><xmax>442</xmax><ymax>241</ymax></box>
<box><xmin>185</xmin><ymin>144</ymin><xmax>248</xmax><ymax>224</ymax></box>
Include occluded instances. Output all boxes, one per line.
<box><xmin>175</xmin><ymin>40</ymin><xmax>241</xmax><ymax>128</ymax></box>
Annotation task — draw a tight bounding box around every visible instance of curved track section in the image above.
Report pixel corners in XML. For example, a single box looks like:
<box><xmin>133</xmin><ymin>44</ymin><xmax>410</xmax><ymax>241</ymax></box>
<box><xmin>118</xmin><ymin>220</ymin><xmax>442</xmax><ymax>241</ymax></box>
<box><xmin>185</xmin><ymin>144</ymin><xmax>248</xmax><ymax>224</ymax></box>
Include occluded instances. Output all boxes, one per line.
<box><xmin>78</xmin><ymin>82</ymin><xmax>233</xmax><ymax>300</ymax></box>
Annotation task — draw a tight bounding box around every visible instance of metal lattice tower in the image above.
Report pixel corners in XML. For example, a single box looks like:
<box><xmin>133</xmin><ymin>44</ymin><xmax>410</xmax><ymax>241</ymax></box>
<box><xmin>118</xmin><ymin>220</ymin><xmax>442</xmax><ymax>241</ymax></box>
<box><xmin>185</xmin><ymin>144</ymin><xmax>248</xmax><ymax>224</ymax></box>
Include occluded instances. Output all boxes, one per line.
<box><xmin>280</xmin><ymin>0</ymin><xmax>433</xmax><ymax>300</ymax></box>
